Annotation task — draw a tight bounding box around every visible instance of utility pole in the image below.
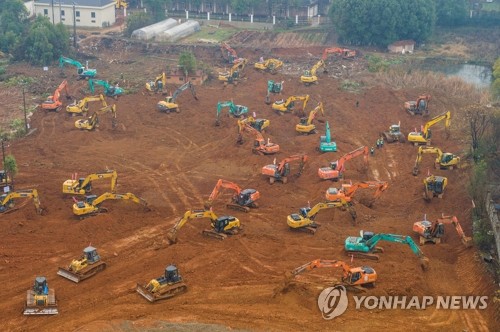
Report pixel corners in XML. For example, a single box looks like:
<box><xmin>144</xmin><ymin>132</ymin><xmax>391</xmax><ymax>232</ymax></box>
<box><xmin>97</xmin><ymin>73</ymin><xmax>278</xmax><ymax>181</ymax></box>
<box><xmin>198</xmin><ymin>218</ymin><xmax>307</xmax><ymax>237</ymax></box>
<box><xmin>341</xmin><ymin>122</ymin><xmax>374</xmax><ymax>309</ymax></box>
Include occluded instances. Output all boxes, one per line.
<box><xmin>73</xmin><ymin>2</ymin><xmax>77</xmax><ymax>48</ymax></box>
<box><xmin>59</xmin><ymin>1</ymin><xmax>62</xmax><ymax>23</ymax></box>
<box><xmin>22</xmin><ymin>84</ymin><xmax>28</xmax><ymax>133</ymax></box>
<box><xmin>51</xmin><ymin>0</ymin><xmax>55</xmax><ymax>24</ymax></box>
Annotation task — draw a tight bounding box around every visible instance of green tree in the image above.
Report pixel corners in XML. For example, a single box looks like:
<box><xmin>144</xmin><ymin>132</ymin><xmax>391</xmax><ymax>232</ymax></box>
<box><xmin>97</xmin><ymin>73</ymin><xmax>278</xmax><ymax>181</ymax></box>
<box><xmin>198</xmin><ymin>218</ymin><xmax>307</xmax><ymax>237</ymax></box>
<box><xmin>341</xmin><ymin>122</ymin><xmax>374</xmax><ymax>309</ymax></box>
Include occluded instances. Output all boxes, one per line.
<box><xmin>4</xmin><ymin>154</ymin><xmax>17</xmax><ymax>184</ymax></box>
<box><xmin>143</xmin><ymin>0</ymin><xmax>167</xmax><ymax>22</ymax></box>
<box><xmin>493</xmin><ymin>57</ymin><xmax>500</xmax><ymax>101</ymax></box>
<box><xmin>0</xmin><ymin>0</ymin><xmax>28</xmax><ymax>53</ymax></box>
<box><xmin>435</xmin><ymin>0</ymin><xmax>468</xmax><ymax>26</ymax></box>
<box><xmin>179</xmin><ymin>51</ymin><xmax>196</xmax><ymax>75</ymax></box>
<box><xmin>329</xmin><ymin>0</ymin><xmax>436</xmax><ymax>47</ymax></box>
<box><xmin>16</xmin><ymin>16</ymin><xmax>69</xmax><ymax>65</ymax></box>
<box><xmin>124</xmin><ymin>11</ymin><xmax>154</xmax><ymax>37</ymax></box>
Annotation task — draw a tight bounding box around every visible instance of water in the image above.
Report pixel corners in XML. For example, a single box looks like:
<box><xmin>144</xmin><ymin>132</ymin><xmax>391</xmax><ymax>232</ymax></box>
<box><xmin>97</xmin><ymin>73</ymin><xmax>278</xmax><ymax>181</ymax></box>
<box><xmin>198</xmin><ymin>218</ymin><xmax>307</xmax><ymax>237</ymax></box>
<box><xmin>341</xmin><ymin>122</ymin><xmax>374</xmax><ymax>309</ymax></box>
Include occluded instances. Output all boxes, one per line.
<box><xmin>417</xmin><ymin>61</ymin><xmax>493</xmax><ymax>89</ymax></box>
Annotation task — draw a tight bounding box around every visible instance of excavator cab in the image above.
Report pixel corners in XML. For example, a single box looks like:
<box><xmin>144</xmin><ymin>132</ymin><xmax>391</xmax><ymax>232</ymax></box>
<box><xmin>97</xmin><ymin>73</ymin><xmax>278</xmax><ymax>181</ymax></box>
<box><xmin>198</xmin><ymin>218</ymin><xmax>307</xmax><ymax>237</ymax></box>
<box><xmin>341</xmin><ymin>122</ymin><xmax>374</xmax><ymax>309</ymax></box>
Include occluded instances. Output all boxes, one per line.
<box><xmin>78</xmin><ymin>178</ymin><xmax>92</xmax><ymax>192</ymax></box>
<box><xmin>344</xmin><ymin>266</ymin><xmax>376</xmax><ymax>285</ymax></box>
<box><xmin>235</xmin><ymin>189</ymin><xmax>258</xmax><ymax>206</ymax></box>
<box><xmin>213</xmin><ymin>216</ymin><xmax>239</xmax><ymax>233</ymax></box>
<box><xmin>441</xmin><ymin>153</ymin><xmax>454</xmax><ymax>164</ymax></box>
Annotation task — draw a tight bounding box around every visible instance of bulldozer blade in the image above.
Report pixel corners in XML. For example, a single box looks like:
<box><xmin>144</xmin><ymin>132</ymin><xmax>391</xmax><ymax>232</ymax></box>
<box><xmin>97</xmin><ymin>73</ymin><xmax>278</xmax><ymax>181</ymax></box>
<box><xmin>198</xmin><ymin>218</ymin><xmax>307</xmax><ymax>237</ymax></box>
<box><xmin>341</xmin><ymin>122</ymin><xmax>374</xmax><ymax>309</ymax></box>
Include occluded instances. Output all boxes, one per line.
<box><xmin>23</xmin><ymin>306</ymin><xmax>59</xmax><ymax>315</ymax></box>
<box><xmin>57</xmin><ymin>268</ymin><xmax>81</xmax><ymax>283</ymax></box>
<box><xmin>136</xmin><ymin>283</ymin><xmax>156</xmax><ymax>303</ymax></box>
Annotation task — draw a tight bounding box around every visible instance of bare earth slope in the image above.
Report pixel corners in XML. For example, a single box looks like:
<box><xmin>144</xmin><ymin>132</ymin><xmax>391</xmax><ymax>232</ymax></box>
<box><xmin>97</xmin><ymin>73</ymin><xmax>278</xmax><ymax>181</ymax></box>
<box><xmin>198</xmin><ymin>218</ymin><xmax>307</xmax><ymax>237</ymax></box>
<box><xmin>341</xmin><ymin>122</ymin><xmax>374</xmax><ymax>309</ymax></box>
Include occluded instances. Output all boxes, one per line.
<box><xmin>0</xmin><ymin>35</ymin><xmax>497</xmax><ymax>331</ymax></box>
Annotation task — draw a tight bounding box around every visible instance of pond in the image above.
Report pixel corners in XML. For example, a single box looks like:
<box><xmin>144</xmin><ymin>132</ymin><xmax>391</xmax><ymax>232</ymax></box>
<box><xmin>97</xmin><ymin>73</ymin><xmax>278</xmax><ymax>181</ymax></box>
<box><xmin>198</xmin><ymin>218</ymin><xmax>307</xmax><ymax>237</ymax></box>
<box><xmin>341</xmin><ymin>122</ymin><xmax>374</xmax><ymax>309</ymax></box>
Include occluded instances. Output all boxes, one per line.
<box><xmin>416</xmin><ymin>60</ymin><xmax>493</xmax><ymax>89</ymax></box>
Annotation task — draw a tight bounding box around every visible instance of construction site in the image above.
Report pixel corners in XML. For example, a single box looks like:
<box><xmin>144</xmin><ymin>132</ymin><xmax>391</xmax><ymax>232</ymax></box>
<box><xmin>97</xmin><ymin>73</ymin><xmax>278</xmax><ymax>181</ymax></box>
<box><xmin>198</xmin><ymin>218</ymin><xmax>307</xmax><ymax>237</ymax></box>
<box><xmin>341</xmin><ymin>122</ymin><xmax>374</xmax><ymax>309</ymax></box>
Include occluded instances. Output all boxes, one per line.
<box><xmin>0</xmin><ymin>29</ymin><xmax>498</xmax><ymax>331</ymax></box>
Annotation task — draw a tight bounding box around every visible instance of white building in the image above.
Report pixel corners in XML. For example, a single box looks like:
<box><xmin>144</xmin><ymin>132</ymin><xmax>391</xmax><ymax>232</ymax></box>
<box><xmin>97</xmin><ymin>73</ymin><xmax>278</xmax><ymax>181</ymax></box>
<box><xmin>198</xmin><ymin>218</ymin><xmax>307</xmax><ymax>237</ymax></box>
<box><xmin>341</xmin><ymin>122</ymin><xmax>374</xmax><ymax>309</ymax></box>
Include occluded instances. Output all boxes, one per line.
<box><xmin>33</xmin><ymin>0</ymin><xmax>116</xmax><ymax>28</ymax></box>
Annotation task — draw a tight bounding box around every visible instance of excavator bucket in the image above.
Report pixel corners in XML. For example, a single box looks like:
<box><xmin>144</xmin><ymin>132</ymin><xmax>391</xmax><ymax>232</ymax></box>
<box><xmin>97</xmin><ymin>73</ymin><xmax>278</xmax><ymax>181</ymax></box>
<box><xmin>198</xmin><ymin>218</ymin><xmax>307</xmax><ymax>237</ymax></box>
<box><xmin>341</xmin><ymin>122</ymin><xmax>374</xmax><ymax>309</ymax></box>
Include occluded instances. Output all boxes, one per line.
<box><xmin>166</xmin><ymin>229</ymin><xmax>178</xmax><ymax>245</ymax></box>
<box><xmin>420</xmin><ymin>257</ymin><xmax>430</xmax><ymax>271</ymax></box>
<box><xmin>462</xmin><ymin>236</ymin><xmax>473</xmax><ymax>248</ymax></box>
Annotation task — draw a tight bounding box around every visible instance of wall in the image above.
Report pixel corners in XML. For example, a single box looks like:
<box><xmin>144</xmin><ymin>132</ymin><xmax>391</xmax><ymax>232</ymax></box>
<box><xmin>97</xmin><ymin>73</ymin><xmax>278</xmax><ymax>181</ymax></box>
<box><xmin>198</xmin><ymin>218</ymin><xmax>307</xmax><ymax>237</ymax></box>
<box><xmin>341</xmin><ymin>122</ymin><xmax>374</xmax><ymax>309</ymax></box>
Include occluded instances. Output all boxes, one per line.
<box><xmin>33</xmin><ymin>3</ymin><xmax>116</xmax><ymax>28</ymax></box>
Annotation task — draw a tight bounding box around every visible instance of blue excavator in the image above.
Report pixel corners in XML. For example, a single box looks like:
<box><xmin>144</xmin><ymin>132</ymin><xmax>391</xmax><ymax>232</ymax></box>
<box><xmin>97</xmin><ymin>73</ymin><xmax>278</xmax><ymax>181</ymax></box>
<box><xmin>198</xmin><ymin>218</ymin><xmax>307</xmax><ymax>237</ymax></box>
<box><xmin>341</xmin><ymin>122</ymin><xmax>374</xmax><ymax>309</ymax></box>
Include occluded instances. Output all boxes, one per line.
<box><xmin>265</xmin><ymin>80</ymin><xmax>284</xmax><ymax>104</ymax></box>
<box><xmin>318</xmin><ymin>121</ymin><xmax>337</xmax><ymax>152</ymax></box>
<box><xmin>59</xmin><ymin>56</ymin><xmax>96</xmax><ymax>80</ymax></box>
<box><xmin>89</xmin><ymin>79</ymin><xmax>124</xmax><ymax>98</ymax></box>
<box><xmin>215</xmin><ymin>100</ymin><xmax>248</xmax><ymax>126</ymax></box>
<box><xmin>344</xmin><ymin>230</ymin><xmax>430</xmax><ymax>270</ymax></box>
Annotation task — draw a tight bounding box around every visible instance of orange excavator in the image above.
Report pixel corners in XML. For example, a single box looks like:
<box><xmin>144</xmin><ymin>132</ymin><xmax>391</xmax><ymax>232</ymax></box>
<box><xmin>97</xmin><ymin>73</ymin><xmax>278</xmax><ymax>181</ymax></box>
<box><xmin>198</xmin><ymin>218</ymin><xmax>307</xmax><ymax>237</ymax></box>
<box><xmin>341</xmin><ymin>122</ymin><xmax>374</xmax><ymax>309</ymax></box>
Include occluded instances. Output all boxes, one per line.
<box><xmin>326</xmin><ymin>181</ymin><xmax>388</xmax><ymax>204</ymax></box>
<box><xmin>204</xmin><ymin>179</ymin><xmax>260</xmax><ymax>213</ymax></box>
<box><xmin>405</xmin><ymin>94</ymin><xmax>431</xmax><ymax>116</ymax></box>
<box><xmin>287</xmin><ymin>259</ymin><xmax>376</xmax><ymax>292</ymax></box>
<box><xmin>41</xmin><ymin>80</ymin><xmax>71</xmax><ymax>112</ymax></box>
<box><xmin>318</xmin><ymin>146</ymin><xmax>369</xmax><ymax>181</ymax></box>
<box><xmin>220</xmin><ymin>42</ymin><xmax>243</xmax><ymax>64</ymax></box>
<box><xmin>413</xmin><ymin>214</ymin><xmax>472</xmax><ymax>247</ymax></box>
<box><xmin>237</xmin><ymin>122</ymin><xmax>279</xmax><ymax>155</ymax></box>
<box><xmin>321</xmin><ymin>47</ymin><xmax>357</xmax><ymax>61</ymax></box>
<box><xmin>262</xmin><ymin>154</ymin><xmax>308</xmax><ymax>184</ymax></box>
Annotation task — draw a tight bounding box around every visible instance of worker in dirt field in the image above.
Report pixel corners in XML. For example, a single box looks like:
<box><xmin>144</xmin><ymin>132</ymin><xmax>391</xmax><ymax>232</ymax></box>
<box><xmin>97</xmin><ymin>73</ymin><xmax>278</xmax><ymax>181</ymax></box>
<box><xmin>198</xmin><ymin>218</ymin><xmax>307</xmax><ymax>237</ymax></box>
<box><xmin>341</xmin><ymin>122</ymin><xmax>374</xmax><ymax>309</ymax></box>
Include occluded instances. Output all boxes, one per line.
<box><xmin>370</xmin><ymin>147</ymin><xmax>375</xmax><ymax>155</ymax></box>
<box><xmin>376</xmin><ymin>139</ymin><xmax>381</xmax><ymax>149</ymax></box>
<box><xmin>380</xmin><ymin>137</ymin><xmax>384</xmax><ymax>148</ymax></box>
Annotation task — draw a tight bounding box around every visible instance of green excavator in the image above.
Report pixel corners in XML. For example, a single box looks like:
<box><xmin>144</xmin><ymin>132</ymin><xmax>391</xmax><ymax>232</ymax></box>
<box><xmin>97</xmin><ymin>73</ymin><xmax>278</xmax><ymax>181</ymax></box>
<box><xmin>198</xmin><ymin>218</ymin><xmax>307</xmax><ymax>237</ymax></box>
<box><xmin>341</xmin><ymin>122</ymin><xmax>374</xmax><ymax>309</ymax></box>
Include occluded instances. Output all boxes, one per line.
<box><xmin>215</xmin><ymin>100</ymin><xmax>249</xmax><ymax>126</ymax></box>
<box><xmin>59</xmin><ymin>56</ymin><xmax>96</xmax><ymax>80</ymax></box>
<box><xmin>89</xmin><ymin>79</ymin><xmax>124</xmax><ymax>98</ymax></box>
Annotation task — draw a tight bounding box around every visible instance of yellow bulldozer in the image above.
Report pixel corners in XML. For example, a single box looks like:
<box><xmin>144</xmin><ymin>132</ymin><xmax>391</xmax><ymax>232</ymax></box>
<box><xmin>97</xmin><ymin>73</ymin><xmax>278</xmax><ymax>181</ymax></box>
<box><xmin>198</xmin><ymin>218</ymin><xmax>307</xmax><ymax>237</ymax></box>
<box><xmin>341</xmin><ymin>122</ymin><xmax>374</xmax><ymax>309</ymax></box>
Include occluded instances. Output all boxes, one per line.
<box><xmin>57</xmin><ymin>246</ymin><xmax>107</xmax><ymax>283</ymax></box>
<box><xmin>136</xmin><ymin>264</ymin><xmax>188</xmax><ymax>302</ymax></box>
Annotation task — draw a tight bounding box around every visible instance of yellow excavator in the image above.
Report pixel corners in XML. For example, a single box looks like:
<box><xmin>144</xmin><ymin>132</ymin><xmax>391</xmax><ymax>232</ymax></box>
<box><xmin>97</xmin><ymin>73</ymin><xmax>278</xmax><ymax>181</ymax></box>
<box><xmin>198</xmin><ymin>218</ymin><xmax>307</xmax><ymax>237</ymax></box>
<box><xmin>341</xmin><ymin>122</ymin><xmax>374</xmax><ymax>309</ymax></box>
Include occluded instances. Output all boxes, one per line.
<box><xmin>287</xmin><ymin>201</ymin><xmax>356</xmax><ymax>234</ymax></box>
<box><xmin>423</xmin><ymin>175</ymin><xmax>447</xmax><ymax>201</ymax></box>
<box><xmin>66</xmin><ymin>94</ymin><xmax>107</xmax><ymax>116</ymax></box>
<box><xmin>296</xmin><ymin>102</ymin><xmax>324</xmax><ymax>134</ymax></box>
<box><xmin>254</xmin><ymin>58</ymin><xmax>283</xmax><ymax>74</ymax></box>
<box><xmin>57</xmin><ymin>246</ymin><xmax>107</xmax><ymax>283</ymax></box>
<box><xmin>72</xmin><ymin>192</ymin><xmax>149</xmax><ymax>218</ymax></box>
<box><xmin>115</xmin><ymin>0</ymin><xmax>128</xmax><ymax>9</ymax></box>
<box><xmin>412</xmin><ymin>146</ymin><xmax>460</xmax><ymax>176</ymax></box>
<box><xmin>238</xmin><ymin>116</ymin><xmax>270</xmax><ymax>132</ymax></box>
<box><xmin>136</xmin><ymin>264</ymin><xmax>188</xmax><ymax>303</ymax></box>
<box><xmin>156</xmin><ymin>81</ymin><xmax>198</xmax><ymax>113</ymax></box>
<box><xmin>145</xmin><ymin>72</ymin><xmax>166</xmax><ymax>94</ymax></box>
<box><xmin>166</xmin><ymin>209</ymin><xmax>241</xmax><ymax>244</ymax></box>
<box><xmin>74</xmin><ymin>104</ymin><xmax>117</xmax><ymax>131</ymax></box>
<box><xmin>407</xmin><ymin>111</ymin><xmax>451</xmax><ymax>146</ymax></box>
<box><xmin>62</xmin><ymin>169</ymin><xmax>118</xmax><ymax>195</ymax></box>
<box><xmin>0</xmin><ymin>189</ymin><xmax>45</xmax><ymax>215</ymax></box>
<box><xmin>300</xmin><ymin>59</ymin><xmax>325</xmax><ymax>86</ymax></box>
<box><xmin>218</xmin><ymin>59</ymin><xmax>248</xmax><ymax>86</ymax></box>
<box><xmin>272</xmin><ymin>95</ymin><xmax>309</xmax><ymax>114</ymax></box>
<box><xmin>286</xmin><ymin>259</ymin><xmax>377</xmax><ymax>293</ymax></box>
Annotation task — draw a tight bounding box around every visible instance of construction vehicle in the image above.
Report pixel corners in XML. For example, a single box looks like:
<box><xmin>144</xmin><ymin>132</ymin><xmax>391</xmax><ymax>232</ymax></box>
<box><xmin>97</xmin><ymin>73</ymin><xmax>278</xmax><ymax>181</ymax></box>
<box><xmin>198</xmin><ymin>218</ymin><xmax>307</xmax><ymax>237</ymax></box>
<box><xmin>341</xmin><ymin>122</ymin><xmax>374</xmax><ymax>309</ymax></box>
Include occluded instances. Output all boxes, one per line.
<box><xmin>321</xmin><ymin>47</ymin><xmax>357</xmax><ymax>60</ymax></box>
<box><xmin>237</xmin><ymin>122</ymin><xmax>279</xmax><ymax>155</ymax></box>
<box><xmin>204</xmin><ymin>179</ymin><xmax>260</xmax><ymax>213</ymax></box>
<box><xmin>287</xmin><ymin>201</ymin><xmax>356</xmax><ymax>234</ymax></box>
<box><xmin>380</xmin><ymin>122</ymin><xmax>405</xmax><ymax>143</ymax></box>
<box><xmin>413</xmin><ymin>215</ymin><xmax>472</xmax><ymax>247</ymax></box>
<box><xmin>220</xmin><ymin>42</ymin><xmax>243</xmax><ymax>64</ymax></box>
<box><xmin>215</xmin><ymin>100</ymin><xmax>248</xmax><ymax>126</ymax></box>
<box><xmin>412</xmin><ymin>146</ymin><xmax>460</xmax><ymax>176</ymax></box>
<box><xmin>318</xmin><ymin>146</ymin><xmax>369</xmax><ymax>181</ymax></box>
<box><xmin>72</xmin><ymin>192</ymin><xmax>148</xmax><ymax>218</ymax></box>
<box><xmin>296</xmin><ymin>102</ymin><xmax>324</xmax><ymax>134</ymax></box>
<box><xmin>423</xmin><ymin>175</ymin><xmax>447</xmax><ymax>201</ymax></box>
<box><xmin>0</xmin><ymin>189</ymin><xmax>44</xmax><ymax>215</ymax></box>
<box><xmin>136</xmin><ymin>264</ymin><xmax>187</xmax><ymax>302</ymax></box>
<box><xmin>238</xmin><ymin>116</ymin><xmax>270</xmax><ymax>132</ymax></box>
<box><xmin>300</xmin><ymin>59</ymin><xmax>325</xmax><ymax>86</ymax></box>
<box><xmin>23</xmin><ymin>276</ymin><xmax>58</xmax><ymax>315</ymax></box>
<box><xmin>88</xmin><ymin>79</ymin><xmax>124</xmax><ymax>98</ymax></box>
<box><xmin>157</xmin><ymin>81</ymin><xmax>198</xmax><ymax>113</ymax></box>
<box><xmin>265</xmin><ymin>80</ymin><xmax>284</xmax><ymax>104</ymax></box>
<box><xmin>405</xmin><ymin>94</ymin><xmax>431</xmax><ymax>116</ymax></box>
<box><xmin>325</xmin><ymin>181</ymin><xmax>388</xmax><ymax>204</ymax></box>
<box><xmin>0</xmin><ymin>170</ymin><xmax>11</xmax><ymax>189</ymax></box>
<box><xmin>218</xmin><ymin>58</ymin><xmax>248</xmax><ymax>86</ymax></box>
<box><xmin>254</xmin><ymin>58</ymin><xmax>283</xmax><ymax>74</ymax></box>
<box><xmin>115</xmin><ymin>0</ymin><xmax>128</xmax><ymax>9</ymax></box>
<box><xmin>41</xmin><ymin>80</ymin><xmax>71</xmax><ymax>112</ymax></box>
<box><xmin>344</xmin><ymin>230</ymin><xmax>430</xmax><ymax>270</ymax></box>
<box><xmin>145</xmin><ymin>72</ymin><xmax>166</xmax><ymax>94</ymax></box>
<box><xmin>66</xmin><ymin>94</ymin><xmax>107</xmax><ymax>116</ymax></box>
<box><xmin>59</xmin><ymin>56</ymin><xmax>97</xmax><ymax>80</ymax></box>
<box><xmin>261</xmin><ymin>154</ymin><xmax>308</xmax><ymax>184</ymax></box>
<box><xmin>407</xmin><ymin>111</ymin><xmax>451</xmax><ymax>146</ymax></box>
<box><xmin>62</xmin><ymin>169</ymin><xmax>118</xmax><ymax>195</ymax></box>
<box><xmin>57</xmin><ymin>246</ymin><xmax>107</xmax><ymax>283</ymax></box>
<box><xmin>166</xmin><ymin>209</ymin><xmax>241</xmax><ymax>244</ymax></box>
<box><xmin>318</xmin><ymin>121</ymin><xmax>337</xmax><ymax>152</ymax></box>
<box><xmin>289</xmin><ymin>259</ymin><xmax>376</xmax><ymax>292</ymax></box>
<box><xmin>75</xmin><ymin>104</ymin><xmax>117</xmax><ymax>131</ymax></box>
<box><xmin>272</xmin><ymin>95</ymin><xmax>309</xmax><ymax>114</ymax></box>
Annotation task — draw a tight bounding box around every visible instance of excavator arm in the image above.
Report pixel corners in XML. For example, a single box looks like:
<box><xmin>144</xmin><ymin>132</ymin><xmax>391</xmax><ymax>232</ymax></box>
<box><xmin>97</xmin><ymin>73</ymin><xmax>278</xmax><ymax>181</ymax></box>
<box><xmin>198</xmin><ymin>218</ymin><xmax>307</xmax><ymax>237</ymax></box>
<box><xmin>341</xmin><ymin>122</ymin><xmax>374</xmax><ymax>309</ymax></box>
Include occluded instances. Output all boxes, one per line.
<box><xmin>238</xmin><ymin>123</ymin><xmax>279</xmax><ymax>155</ymax></box>
<box><xmin>205</xmin><ymin>179</ymin><xmax>242</xmax><ymax>208</ymax></box>
<box><xmin>89</xmin><ymin>80</ymin><xmax>123</xmax><ymax>98</ymax></box>
<box><xmin>292</xmin><ymin>259</ymin><xmax>347</xmax><ymax>276</ymax></box>
<box><xmin>72</xmin><ymin>192</ymin><xmax>148</xmax><ymax>217</ymax></box>
<box><xmin>0</xmin><ymin>189</ymin><xmax>44</xmax><ymax>215</ymax></box>
<box><xmin>63</xmin><ymin>170</ymin><xmax>117</xmax><ymax>195</ymax></box>
<box><xmin>332</xmin><ymin>181</ymin><xmax>389</xmax><ymax>202</ymax></box>
<box><xmin>436</xmin><ymin>215</ymin><xmax>473</xmax><ymax>247</ymax></box>
<box><xmin>41</xmin><ymin>80</ymin><xmax>70</xmax><ymax>111</ymax></box>
<box><xmin>322</xmin><ymin>47</ymin><xmax>357</xmax><ymax>60</ymax></box>
<box><xmin>59</xmin><ymin>56</ymin><xmax>96</xmax><ymax>79</ymax></box>
<box><xmin>320</xmin><ymin>146</ymin><xmax>369</xmax><ymax>181</ymax></box>
<box><xmin>305</xmin><ymin>102</ymin><xmax>324</xmax><ymax>126</ymax></box>
<box><xmin>220</xmin><ymin>42</ymin><xmax>240</xmax><ymax>64</ymax></box>
<box><xmin>408</xmin><ymin>111</ymin><xmax>451</xmax><ymax>145</ymax></box>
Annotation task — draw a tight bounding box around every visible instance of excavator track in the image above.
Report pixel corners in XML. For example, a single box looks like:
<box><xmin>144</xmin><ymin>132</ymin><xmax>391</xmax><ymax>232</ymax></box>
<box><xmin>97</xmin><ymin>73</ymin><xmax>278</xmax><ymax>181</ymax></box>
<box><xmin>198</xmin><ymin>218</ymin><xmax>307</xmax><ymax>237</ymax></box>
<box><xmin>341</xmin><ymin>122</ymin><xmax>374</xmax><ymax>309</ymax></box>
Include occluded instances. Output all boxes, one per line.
<box><xmin>136</xmin><ymin>282</ymin><xmax>188</xmax><ymax>303</ymax></box>
<box><xmin>202</xmin><ymin>229</ymin><xmax>228</xmax><ymax>240</ymax></box>
<box><xmin>345</xmin><ymin>250</ymin><xmax>381</xmax><ymax>261</ymax></box>
<box><xmin>291</xmin><ymin>222</ymin><xmax>321</xmax><ymax>235</ymax></box>
<box><xmin>226</xmin><ymin>203</ymin><xmax>250</xmax><ymax>213</ymax></box>
<box><xmin>57</xmin><ymin>261</ymin><xmax>107</xmax><ymax>283</ymax></box>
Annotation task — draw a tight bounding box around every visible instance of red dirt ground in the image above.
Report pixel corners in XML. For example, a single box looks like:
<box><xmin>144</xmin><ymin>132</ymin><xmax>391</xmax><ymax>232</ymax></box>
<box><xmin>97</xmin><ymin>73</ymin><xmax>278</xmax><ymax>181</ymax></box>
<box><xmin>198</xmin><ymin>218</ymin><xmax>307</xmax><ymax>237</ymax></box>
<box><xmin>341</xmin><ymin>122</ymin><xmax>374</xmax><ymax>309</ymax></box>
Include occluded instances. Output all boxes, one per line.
<box><xmin>0</xmin><ymin>36</ymin><xmax>498</xmax><ymax>331</ymax></box>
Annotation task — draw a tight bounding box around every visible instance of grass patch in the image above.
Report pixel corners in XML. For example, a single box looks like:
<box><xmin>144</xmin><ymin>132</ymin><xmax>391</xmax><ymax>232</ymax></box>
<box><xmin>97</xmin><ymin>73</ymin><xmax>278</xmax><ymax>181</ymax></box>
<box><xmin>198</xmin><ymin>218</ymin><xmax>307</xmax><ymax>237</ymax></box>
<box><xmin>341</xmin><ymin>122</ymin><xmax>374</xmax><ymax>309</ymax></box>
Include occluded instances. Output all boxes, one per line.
<box><xmin>340</xmin><ymin>80</ymin><xmax>363</xmax><ymax>93</ymax></box>
<box><xmin>483</xmin><ymin>1</ymin><xmax>500</xmax><ymax>11</ymax></box>
<box><xmin>183</xmin><ymin>26</ymin><xmax>240</xmax><ymax>43</ymax></box>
